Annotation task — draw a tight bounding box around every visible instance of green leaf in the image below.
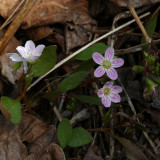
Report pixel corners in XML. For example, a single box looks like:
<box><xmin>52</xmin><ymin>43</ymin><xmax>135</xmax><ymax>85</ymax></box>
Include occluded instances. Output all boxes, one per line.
<box><xmin>1</xmin><ymin>97</ymin><xmax>21</xmax><ymax>125</ymax></box>
<box><xmin>141</xmin><ymin>11</ymin><xmax>159</xmax><ymax>51</ymax></box>
<box><xmin>132</xmin><ymin>65</ymin><xmax>145</xmax><ymax>73</ymax></box>
<box><xmin>150</xmin><ymin>74</ymin><xmax>160</xmax><ymax>84</ymax></box>
<box><xmin>73</xmin><ymin>95</ymin><xmax>102</xmax><ymax>105</ymax></box>
<box><xmin>68</xmin><ymin>127</ymin><xmax>92</xmax><ymax>147</ymax></box>
<box><xmin>29</xmin><ymin>45</ymin><xmax>57</xmax><ymax>77</ymax></box>
<box><xmin>58</xmin><ymin>71</ymin><xmax>88</xmax><ymax>93</ymax></box>
<box><xmin>12</xmin><ymin>62</ymin><xmax>22</xmax><ymax>70</ymax></box>
<box><xmin>57</xmin><ymin>118</ymin><xmax>72</xmax><ymax>149</ymax></box>
<box><xmin>74</xmin><ymin>43</ymin><xmax>108</xmax><ymax>61</ymax></box>
<box><xmin>74</xmin><ymin>59</ymin><xmax>95</xmax><ymax>72</ymax></box>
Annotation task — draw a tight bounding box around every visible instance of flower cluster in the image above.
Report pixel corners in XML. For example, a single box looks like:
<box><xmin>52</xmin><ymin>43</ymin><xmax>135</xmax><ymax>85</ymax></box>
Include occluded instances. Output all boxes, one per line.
<box><xmin>7</xmin><ymin>40</ymin><xmax>45</xmax><ymax>73</ymax></box>
<box><xmin>92</xmin><ymin>47</ymin><xmax>124</xmax><ymax>108</ymax></box>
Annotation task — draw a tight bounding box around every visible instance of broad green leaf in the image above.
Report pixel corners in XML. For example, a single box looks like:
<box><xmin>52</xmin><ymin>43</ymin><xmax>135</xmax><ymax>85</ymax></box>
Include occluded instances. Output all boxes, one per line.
<box><xmin>74</xmin><ymin>59</ymin><xmax>95</xmax><ymax>72</ymax></box>
<box><xmin>74</xmin><ymin>43</ymin><xmax>108</xmax><ymax>61</ymax></box>
<box><xmin>115</xmin><ymin>136</ymin><xmax>148</xmax><ymax>160</ymax></box>
<box><xmin>68</xmin><ymin>127</ymin><xmax>92</xmax><ymax>147</ymax></box>
<box><xmin>1</xmin><ymin>97</ymin><xmax>21</xmax><ymax>125</ymax></box>
<box><xmin>73</xmin><ymin>95</ymin><xmax>102</xmax><ymax>105</ymax></box>
<box><xmin>141</xmin><ymin>11</ymin><xmax>159</xmax><ymax>51</ymax></box>
<box><xmin>57</xmin><ymin>118</ymin><xmax>72</xmax><ymax>149</ymax></box>
<box><xmin>58</xmin><ymin>71</ymin><xmax>88</xmax><ymax>93</ymax></box>
<box><xmin>44</xmin><ymin>90</ymin><xmax>61</xmax><ymax>103</ymax></box>
<box><xmin>29</xmin><ymin>45</ymin><xmax>57</xmax><ymax>77</ymax></box>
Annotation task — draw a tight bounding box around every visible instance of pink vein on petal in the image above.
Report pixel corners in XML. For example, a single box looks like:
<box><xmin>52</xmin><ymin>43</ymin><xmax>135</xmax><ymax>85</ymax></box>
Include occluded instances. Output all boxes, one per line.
<box><xmin>102</xmin><ymin>96</ymin><xmax>111</xmax><ymax>107</ymax></box>
<box><xmin>92</xmin><ymin>52</ymin><xmax>104</xmax><ymax>65</ymax></box>
<box><xmin>105</xmin><ymin>47</ymin><xmax>114</xmax><ymax>60</ymax></box>
<box><xmin>94</xmin><ymin>66</ymin><xmax>105</xmax><ymax>77</ymax></box>
<box><xmin>106</xmin><ymin>68</ymin><xmax>118</xmax><ymax>80</ymax></box>
<box><xmin>112</xmin><ymin>58</ymin><xmax>124</xmax><ymax>68</ymax></box>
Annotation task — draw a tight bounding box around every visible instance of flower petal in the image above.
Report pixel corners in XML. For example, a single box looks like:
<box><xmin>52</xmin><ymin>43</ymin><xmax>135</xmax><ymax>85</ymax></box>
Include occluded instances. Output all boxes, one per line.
<box><xmin>92</xmin><ymin>52</ymin><xmax>104</xmax><ymax>65</ymax></box>
<box><xmin>109</xmin><ymin>93</ymin><xmax>120</xmax><ymax>103</ymax></box>
<box><xmin>34</xmin><ymin>45</ymin><xmax>45</xmax><ymax>56</ymax></box>
<box><xmin>103</xmin><ymin>81</ymin><xmax>114</xmax><ymax>89</ymax></box>
<box><xmin>16</xmin><ymin>46</ymin><xmax>28</xmax><ymax>58</ymax></box>
<box><xmin>106</xmin><ymin>68</ymin><xmax>118</xmax><ymax>80</ymax></box>
<box><xmin>112</xmin><ymin>58</ymin><xmax>124</xmax><ymax>68</ymax></box>
<box><xmin>97</xmin><ymin>88</ymin><xmax>104</xmax><ymax>97</ymax></box>
<box><xmin>94</xmin><ymin>66</ymin><xmax>105</xmax><ymax>77</ymax></box>
<box><xmin>25</xmin><ymin>40</ymin><xmax>35</xmax><ymax>52</ymax></box>
<box><xmin>22</xmin><ymin>59</ymin><xmax>28</xmax><ymax>74</ymax></box>
<box><xmin>111</xmin><ymin>85</ymin><xmax>122</xmax><ymax>93</ymax></box>
<box><xmin>6</xmin><ymin>53</ymin><xmax>23</xmax><ymax>62</ymax></box>
<box><xmin>102</xmin><ymin>96</ymin><xmax>111</xmax><ymax>108</ymax></box>
<box><xmin>105</xmin><ymin>47</ymin><xmax>114</xmax><ymax>60</ymax></box>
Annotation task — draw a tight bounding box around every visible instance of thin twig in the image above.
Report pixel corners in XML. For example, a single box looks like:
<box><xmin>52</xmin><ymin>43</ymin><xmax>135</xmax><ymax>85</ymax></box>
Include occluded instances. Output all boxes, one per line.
<box><xmin>128</xmin><ymin>4</ymin><xmax>151</xmax><ymax>43</ymax></box>
<box><xmin>27</xmin><ymin>12</ymin><xmax>150</xmax><ymax>91</ymax></box>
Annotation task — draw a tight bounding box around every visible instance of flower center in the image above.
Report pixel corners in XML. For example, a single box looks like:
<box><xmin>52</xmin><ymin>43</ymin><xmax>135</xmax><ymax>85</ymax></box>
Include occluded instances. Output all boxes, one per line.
<box><xmin>26</xmin><ymin>51</ymin><xmax>34</xmax><ymax>59</ymax></box>
<box><xmin>103</xmin><ymin>87</ymin><xmax>110</xmax><ymax>96</ymax></box>
<box><xmin>102</xmin><ymin>60</ymin><xmax>112</xmax><ymax>69</ymax></box>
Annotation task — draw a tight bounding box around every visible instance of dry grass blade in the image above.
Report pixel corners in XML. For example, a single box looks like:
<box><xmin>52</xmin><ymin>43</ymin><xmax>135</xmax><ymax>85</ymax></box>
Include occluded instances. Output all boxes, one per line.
<box><xmin>27</xmin><ymin>12</ymin><xmax>150</xmax><ymax>91</ymax></box>
<box><xmin>0</xmin><ymin>0</ymin><xmax>36</xmax><ymax>55</ymax></box>
<box><xmin>0</xmin><ymin>0</ymin><xmax>25</xmax><ymax>30</ymax></box>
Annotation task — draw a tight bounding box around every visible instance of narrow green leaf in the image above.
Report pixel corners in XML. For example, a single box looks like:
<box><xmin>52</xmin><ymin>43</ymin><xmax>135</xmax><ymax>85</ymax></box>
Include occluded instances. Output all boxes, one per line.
<box><xmin>1</xmin><ymin>97</ymin><xmax>21</xmax><ymax>125</ymax></box>
<box><xmin>58</xmin><ymin>71</ymin><xmax>88</xmax><ymax>93</ymax></box>
<box><xmin>73</xmin><ymin>95</ymin><xmax>102</xmax><ymax>105</ymax></box>
<box><xmin>74</xmin><ymin>43</ymin><xmax>108</xmax><ymax>61</ymax></box>
<box><xmin>57</xmin><ymin>118</ymin><xmax>72</xmax><ymax>149</ymax></box>
<box><xmin>68</xmin><ymin>127</ymin><xmax>92</xmax><ymax>147</ymax></box>
<box><xmin>141</xmin><ymin>11</ymin><xmax>159</xmax><ymax>51</ymax></box>
<box><xmin>12</xmin><ymin>62</ymin><xmax>21</xmax><ymax>70</ymax></box>
<box><xmin>132</xmin><ymin>65</ymin><xmax>145</xmax><ymax>73</ymax></box>
<box><xmin>29</xmin><ymin>45</ymin><xmax>57</xmax><ymax>77</ymax></box>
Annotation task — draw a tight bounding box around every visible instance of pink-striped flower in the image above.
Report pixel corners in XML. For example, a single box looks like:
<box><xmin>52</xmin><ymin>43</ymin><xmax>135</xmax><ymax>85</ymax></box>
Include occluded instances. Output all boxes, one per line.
<box><xmin>6</xmin><ymin>40</ymin><xmax>45</xmax><ymax>73</ymax></box>
<box><xmin>92</xmin><ymin>47</ymin><xmax>124</xmax><ymax>80</ymax></box>
<box><xmin>97</xmin><ymin>81</ymin><xmax>122</xmax><ymax>108</ymax></box>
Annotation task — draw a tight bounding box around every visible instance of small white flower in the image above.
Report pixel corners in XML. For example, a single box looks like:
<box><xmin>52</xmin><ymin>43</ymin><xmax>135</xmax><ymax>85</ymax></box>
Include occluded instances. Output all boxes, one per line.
<box><xmin>6</xmin><ymin>40</ymin><xmax>45</xmax><ymax>73</ymax></box>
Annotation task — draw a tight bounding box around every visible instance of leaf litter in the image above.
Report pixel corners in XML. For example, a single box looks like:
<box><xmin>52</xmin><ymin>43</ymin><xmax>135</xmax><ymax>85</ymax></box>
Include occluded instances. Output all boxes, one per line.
<box><xmin>0</xmin><ymin>0</ymin><xmax>160</xmax><ymax>159</ymax></box>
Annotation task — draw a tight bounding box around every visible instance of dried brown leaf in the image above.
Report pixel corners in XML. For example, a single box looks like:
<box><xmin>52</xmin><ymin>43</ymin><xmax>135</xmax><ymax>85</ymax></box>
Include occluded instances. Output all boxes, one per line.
<box><xmin>25</xmin><ymin>26</ymin><xmax>53</xmax><ymax>41</ymax></box>
<box><xmin>26</xmin><ymin>126</ymin><xmax>64</xmax><ymax>160</ymax></box>
<box><xmin>0</xmin><ymin>0</ymin><xmax>20</xmax><ymax>18</ymax></box>
<box><xmin>84</xmin><ymin>146</ymin><xmax>104</xmax><ymax>160</ymax></box>
<box><xmin>110</xmin><ymin>0</ymin><xmax>160</xmax><ymax>8</ymax></box>
<box><xmin>18</xmin><ymin>112</ymin><xmax>46</xmax><ymax>143</ymax></box>
<box><xmin>115</xmin><ymin>136</ymin><xmax>148</xmax><ymax>160</ymax></box>
<box><xmin>0</xmin><ymin>115</ymin><xmax>28</xmax><ymax>160</ymax></box>
<box><xmin>21</xmin><ymin>0</ymin><xmax>96</xmax><ymax>29</ymax></box>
